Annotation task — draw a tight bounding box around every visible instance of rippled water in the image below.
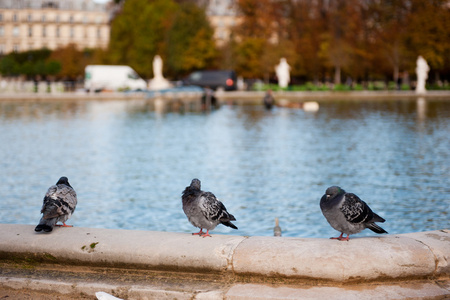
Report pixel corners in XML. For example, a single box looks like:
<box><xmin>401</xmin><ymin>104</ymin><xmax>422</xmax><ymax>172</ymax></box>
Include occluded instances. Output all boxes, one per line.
<box><xmin>0</xmin><ymin>97</ymin><xmax>449</xmax><ymax>238</ymax></box>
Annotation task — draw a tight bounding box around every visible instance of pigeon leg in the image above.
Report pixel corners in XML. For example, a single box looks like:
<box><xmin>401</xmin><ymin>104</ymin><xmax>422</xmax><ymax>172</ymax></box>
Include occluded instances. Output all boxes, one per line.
<box><xmin>55</xmin><ymin>222</ymin><xmax>73</xmax><ymax>227</ymax></box>
<box><xmin>192</xmin><ymin>229</ymin><xmax>204</xmax><ymax>236</ymax></box>
<box><xmin>200</xmin><ymin>230</ymin><xmax>212</xmax><ymax>238</ymax></box>
<box><xmin>338</xmin><ymin>234</ymin><xmax>350</xmax><ymax>241</ymax></box>
<box><xmin>330</xmin><ymin>232</ymin><xmax>344</xmax><ymax>240</ymax></box>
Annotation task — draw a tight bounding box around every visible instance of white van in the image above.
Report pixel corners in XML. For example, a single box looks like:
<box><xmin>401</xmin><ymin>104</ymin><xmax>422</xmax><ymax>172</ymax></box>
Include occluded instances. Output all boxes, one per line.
<box><xmin>84</xmin><ymin>65</ymin><xmax>147</xmax><ymax>92</ymax></box>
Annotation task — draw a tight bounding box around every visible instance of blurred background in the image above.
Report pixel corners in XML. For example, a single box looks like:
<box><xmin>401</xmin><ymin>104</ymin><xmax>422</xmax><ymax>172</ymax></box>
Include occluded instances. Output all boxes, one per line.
<box><xmin>0</xmin><ymin>0</ymin><xmax>449</xmax><ymax>91</ymax></box>
<box><xmin>0</xmin><ymin>1</ymin><xmax>449</xmax><ymax>238</ymax></box>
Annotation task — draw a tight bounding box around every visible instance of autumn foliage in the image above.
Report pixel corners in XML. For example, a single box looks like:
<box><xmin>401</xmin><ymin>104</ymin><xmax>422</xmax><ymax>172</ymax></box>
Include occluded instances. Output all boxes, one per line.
<box><xmin>229</xmin><ymin>0</ymin><xmax>450</xmax><ymax>84</ymax></box>
<box><xmin>0</xmin><ymin>0</ymin><xmax>449</xmax><ymax>86</ymax></box>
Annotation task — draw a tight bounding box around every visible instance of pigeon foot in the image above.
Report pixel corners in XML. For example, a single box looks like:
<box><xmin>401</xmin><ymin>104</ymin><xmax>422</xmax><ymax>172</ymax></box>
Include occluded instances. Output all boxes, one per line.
<box><xmin>55</xmin><ymin>223</ymin><xmax>73</xmax><ymax>227</ymax></box>
<box><xmin>200</xmin><ymin>230</ymin><xmax>212</xmax><ymax>238</ymax></box>
<box><xmin>330</xmin><ymin>233</ymin><xmax>350</xmax><ymax>241</ymax></box>
<box><xmin>192</xmin><ymin>229</ymin><xmax>204</xmax><ymax>236</ymax></box>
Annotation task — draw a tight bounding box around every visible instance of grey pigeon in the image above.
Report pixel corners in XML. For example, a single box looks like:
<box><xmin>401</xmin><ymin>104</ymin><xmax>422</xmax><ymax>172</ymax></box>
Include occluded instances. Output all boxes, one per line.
<box><xmin>35</xmin><ymin>177</ymin><xmax>77</xmax><ymax>233</ymax></box>
<box><xmin>182</xmin><ymin>178</ymin><xmax>237</xmax><ymax>237</ymax></box>
<box><xmin>320</xmin><ymin>186</ymin><xmax>387</xmax><ymax>241</ymax></box>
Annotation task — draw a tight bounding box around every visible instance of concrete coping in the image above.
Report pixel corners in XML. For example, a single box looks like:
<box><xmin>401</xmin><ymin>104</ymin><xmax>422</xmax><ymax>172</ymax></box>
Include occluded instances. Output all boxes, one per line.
<box><xmin>0</xmin><ymin>224</ymin><xmax>448</xmax><ymax>283</ymax></box>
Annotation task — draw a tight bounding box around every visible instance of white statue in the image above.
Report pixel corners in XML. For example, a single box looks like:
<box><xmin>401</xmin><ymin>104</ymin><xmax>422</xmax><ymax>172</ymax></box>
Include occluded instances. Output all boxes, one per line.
<box><xmin>275</xmin><ymin>58</ymin><xmax>291</xmax><ymax>89</ymax></box>
<box><xmin>149</xmin><ymin>55</ymin><xmax>171</xmax><ymax>90</ymax></box>
<box><xmin>415</xmin><ymin>55</ymin><xmax>429</xmax><ymax>94</ymax></box>
<box><xmin>153</xmin><ymin>55</ymin><xmax>163</xmax><ymax>79</ymax></box>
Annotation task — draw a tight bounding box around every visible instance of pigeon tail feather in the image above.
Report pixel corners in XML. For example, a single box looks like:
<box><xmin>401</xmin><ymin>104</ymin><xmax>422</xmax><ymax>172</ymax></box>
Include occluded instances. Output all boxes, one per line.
<box><xmin>221</xmin><ymin>221</ymin><xmax>238</xmax><ymax>229</ymax></box>
<box><xmin>372</xmin><ymin>213</ymin><xmax>386</xmax><ymax>223</ymax></box>
<box><xmin>35</xmin><ymin>224</ymin><xmax>53</xmax><ymax>232</ymax></box>
<box><xmin>227</xmin><ymin>213</ymin><xmax>236</xmax><ymax>221</ymax></box>
<box><xmin>367</xmin><ymin>223</ymin><xmax>388</xmax><ymax>234</ymax></box>
<box><xmin>35</xmin><ymin>217</ymin><xmax>57</xmax><ymax>232</ymax></box>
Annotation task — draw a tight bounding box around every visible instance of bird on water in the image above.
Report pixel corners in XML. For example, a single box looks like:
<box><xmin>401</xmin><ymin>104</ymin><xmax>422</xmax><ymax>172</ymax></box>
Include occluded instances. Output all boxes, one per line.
<box><xmin>320</xmin><ymin>186</ymin><xmax>387</xmax><ymax>241</ymax></box>
<box><xmin>182</xmin><ymin>178</ymin><xmax>237</xmax><ymax>237</ymax></box>
<box><xmin>35</xmin><ymin>176</ymin><xmax>77</xmax><ymax>233</ymax></box>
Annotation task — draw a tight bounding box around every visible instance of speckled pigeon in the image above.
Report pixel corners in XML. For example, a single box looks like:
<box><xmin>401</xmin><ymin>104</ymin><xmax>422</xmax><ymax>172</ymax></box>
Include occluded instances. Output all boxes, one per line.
<box><xmin>320</xmin><ymin>186</ymin><xmax>387</xmax><ymax>241</ymax></box>
<box><xmin>35</xmin><ymin>176</ymin><xmax>77</xmax><ymax>233</ymax></box>
<box><xmin>182</xmin><ymin>178</ymin><xmax>237</xmax><ymax>237</ymax></box>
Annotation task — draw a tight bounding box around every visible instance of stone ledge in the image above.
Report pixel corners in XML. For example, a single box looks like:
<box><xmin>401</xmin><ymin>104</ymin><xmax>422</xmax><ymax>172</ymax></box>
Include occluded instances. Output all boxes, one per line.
<box><xmin>1</xmin><ymin>277</ymin><xmax>448</xmax><ymax>300</ymax></box>
<box><xmin>0</xmin><ymin>224</ymin><xmax>448</xmax><ymax>283</ymax></box>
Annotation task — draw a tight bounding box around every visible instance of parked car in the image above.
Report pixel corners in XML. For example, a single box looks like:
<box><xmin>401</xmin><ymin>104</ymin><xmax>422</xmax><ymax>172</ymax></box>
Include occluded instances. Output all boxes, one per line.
<box><xmin>183</xmin><ymin>70</ymin><xmax>237</xmax><ymax>91</ymax></box>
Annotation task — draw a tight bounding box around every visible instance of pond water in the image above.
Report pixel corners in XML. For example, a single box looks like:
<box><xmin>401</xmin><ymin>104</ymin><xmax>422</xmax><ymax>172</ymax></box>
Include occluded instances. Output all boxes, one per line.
<box><xmin>0</xmin><ymin>97</ymin><xmax>449</xmax><ymax>238</ymax></box>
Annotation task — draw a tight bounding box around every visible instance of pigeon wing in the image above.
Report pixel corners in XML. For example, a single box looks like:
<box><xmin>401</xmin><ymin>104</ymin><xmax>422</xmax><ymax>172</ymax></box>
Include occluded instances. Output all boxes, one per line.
<box><xmin>201</xmin><ymin>193</ymin><xmax>233</xmax><ymax>220</ymax></box>
<box><xmin>340</xmin><ymin>193</ymin><xmax>373</xmax><ymax>224</ymax></box>
<box><xmin>201</xmin><ymin>192</ymin><xmax>238</xmax><ymax>229</ymax></box>
<box><xmin>42</xmin><ymin>184</ymin><xmax>77</xmax><ymax>219</ymax></box>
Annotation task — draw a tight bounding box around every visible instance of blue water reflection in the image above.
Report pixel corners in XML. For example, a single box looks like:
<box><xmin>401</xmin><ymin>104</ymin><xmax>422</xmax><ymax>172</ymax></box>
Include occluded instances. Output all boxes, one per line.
<box><xmin>0</xmin><ymin>98</ymin><xmax>449</xmax><ymax>237</ymax></box>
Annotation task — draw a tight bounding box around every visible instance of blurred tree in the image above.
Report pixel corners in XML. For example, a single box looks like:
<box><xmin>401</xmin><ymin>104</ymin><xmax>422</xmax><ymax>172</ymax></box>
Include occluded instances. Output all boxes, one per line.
<box><xmin>109</xmin><ymin>0</ymin><xmax>177</xmax><ymax>78</ymax></box>
<box><xmin>231</xmin><ymin>0</ymin><xmax>293</xmax><ymax>80</ymax></box>
<box><xmin>232</xmin><ymin>37</ymin><xmax>265</xmax><ymax>78</ymax></box>
<box><xmin>166</xmin><ymin>2</ymin><xmax>217</xmax><ymax>77</ymax></box>
<box><xmin>404</xmin><ymin>0</ymin><xmax>450</xmax><ymax>81</ymax></box>
<box><xmin>287</xmin><ymin>0</ymin><xmax>328</xmax><ymax>83</ymax></box>
<box><xmin>49</xmin><ymin>44</ymin><xmax>86</xmax><ymax>80</ymax></box>
<box><xmin>368</xmin><ymin>0</ymin><xmax>410</xmax><ymax>83</ymax></box>
<box><xmin>324</xmin><ymin>0</ymin><xmax>360</xmax><ymax>84</ymax></box>
<box><xmin>0</xmin><ymin>56</ymin><xmax>20</xmax><ymax>76</ymax></box>
<box><xmin>0</xmin><ymin>48</ymin><xmax>61</xmax><ymax>80</ymax></box>
<box><xmin>109</xmin><ymin>0</ymin><xmax>216</xmax><ymax>79</ymax></box>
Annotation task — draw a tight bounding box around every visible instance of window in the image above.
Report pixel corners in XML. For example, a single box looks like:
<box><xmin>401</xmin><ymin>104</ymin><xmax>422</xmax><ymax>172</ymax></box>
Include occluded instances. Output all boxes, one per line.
<box><xmin>69</xmin><ymin>15</ymin><xmax>74</xmax><ymax>23</ymax></box>
<box><xmin>28</xmin><ymin>26</ymin><xmax>32</xmax><ymax>37</ymax></box>
<box><xmin>42</xmin><ymin>14</ymin><xmax>46</xmax><ymax>22</ymax></box>
<box><xmin>27</xmin><ymin>14</ymin><xmax>32</xmax><ymax>22</ymax></box>
<box><xmin>42</xmin><ymin>26</ymin><xmax>46</xmax><ymax>37</ymax></box>
<box><xmin>70</xmin><ymin>26</ymin><xmax>74</xmax><ymax>38</ymax></box>
<box><xmin>13</xmin><ymin>14</ymin><xmax>18</xmax><ymax>22</ymax></box>
<box><xmin>0</xmin><ymin>44</ymin><xmax>4</xmax><ymax>55</ymax></box>
<box><xmin>56</xmin><ymin>26</ymin><xmax>60</xmax><ymax>37</ymax></box>
<box><xmin>13</xmin><ymin>44</ymin><xmax>20</xmax><ymax>52</ymax></box>
<box><xmin>97</xmin><ymin>27</ymin><xmax>101</xmax><ymax>38</ymax></box>
<box><xmin>55</xmin><ymin>15</ymin><xmax>60</xmax><ymax>23</ymax></box>
<box><xmin>0</xmin><ymin>14</ymin><xmax>3</xmax><ymax>22</ymax></box>
<box><xmin>0</xmin><ymin>26</ymin><xmax>4</xmax><ymax>37</ymax></box>
<box><xmin>13</xmin><ymin>26</ymin><xmax>19</xmax><ymax>37</ymax></box>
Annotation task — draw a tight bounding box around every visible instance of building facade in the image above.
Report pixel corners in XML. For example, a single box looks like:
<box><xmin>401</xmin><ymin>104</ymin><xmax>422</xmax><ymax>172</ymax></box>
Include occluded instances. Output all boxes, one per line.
<box><xmin>205</xmin><ymin>0</ymin><xmax>238</xmax><ymax>47</ymax></box>
<box><xmin>0</xmin><ymin>0</ymin><xmax>110</xmax><ymax>54</ymax></box>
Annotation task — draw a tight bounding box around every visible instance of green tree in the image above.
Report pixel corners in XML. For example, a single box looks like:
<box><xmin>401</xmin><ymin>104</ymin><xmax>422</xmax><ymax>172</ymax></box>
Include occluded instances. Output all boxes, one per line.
<box><xmin>108</xmin><ymin>0</ymin><xmax>216</xmax><ymax>79</ymax></box>
<box><xmin>0</xmin><ymin>56</ymin><xmax>20</xmax><ymax>76</ymax></box>
<box><xmin>166</xmin><ymin>3</ymin><xmax>217</xmax><ymax>77</ymax></box>
<box><xmin>0</xmin><ymin>48</ymin><xmax>61</xmax><ymax>79</ymax></box>
<box><xmin>109</xmin><ymin>0</ymin><xmax>177</xmax><ymax>78</ymax></box>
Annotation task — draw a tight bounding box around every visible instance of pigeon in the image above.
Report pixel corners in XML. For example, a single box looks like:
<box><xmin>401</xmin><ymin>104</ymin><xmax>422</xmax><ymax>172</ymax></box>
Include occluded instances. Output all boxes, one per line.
<box><xmin>182</xmin><ymin>178</ymin><xmax>237</xmax><ymax>237</ymax></box>
<box><xmin>320</xmin><ymin>186</ymin><xmax>387</xmax><ymax>241</ymax></box>
<box><xmin>35</xmin><ymin>176</ymin><xmax>77</xmax><ymax>233</ymax></box>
